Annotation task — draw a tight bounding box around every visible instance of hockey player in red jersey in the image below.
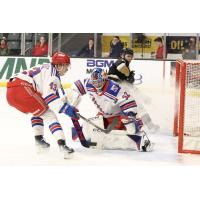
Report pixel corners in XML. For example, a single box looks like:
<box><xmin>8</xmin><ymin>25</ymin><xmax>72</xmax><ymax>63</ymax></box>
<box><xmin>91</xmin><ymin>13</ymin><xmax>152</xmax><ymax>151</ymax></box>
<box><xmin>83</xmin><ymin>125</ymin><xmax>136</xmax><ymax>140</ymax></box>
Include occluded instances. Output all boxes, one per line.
<box><xmin>6</xmin><ymin>52</ymin><xmax>79</xmax><ymax>158</ymax></box>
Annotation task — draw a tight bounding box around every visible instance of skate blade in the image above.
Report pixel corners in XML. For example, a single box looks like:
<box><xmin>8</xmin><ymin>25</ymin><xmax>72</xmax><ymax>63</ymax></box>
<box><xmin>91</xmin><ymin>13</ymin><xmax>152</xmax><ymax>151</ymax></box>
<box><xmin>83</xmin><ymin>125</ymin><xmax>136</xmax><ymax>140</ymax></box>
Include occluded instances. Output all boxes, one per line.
<box><xmin>146</xmin><ymin>142</ymin><xmax>155</xmax><ymax>152</ymax></box>
<box><xmin>36</xmin><ymin>146</ymin><xmax>50</xmax><ymax>154</ymax></box>
<box><xmin>64</xmin><ymin>151</ymin><xmax>74</xmax><ymax>159</ymax></box>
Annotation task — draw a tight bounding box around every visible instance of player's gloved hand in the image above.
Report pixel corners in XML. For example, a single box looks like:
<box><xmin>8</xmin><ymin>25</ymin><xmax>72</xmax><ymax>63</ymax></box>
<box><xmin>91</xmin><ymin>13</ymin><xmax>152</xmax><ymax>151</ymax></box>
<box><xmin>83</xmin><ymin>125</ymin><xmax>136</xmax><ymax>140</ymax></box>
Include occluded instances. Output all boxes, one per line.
<box><xmin>59</xmin><ymin>103</ymin><xmax>79</xmax><ymax>120</ymax></box>
<box><xmin>127</xmin><ymin>71</ymin><xmax>135</xmax><ymax>83</ymax></box>
<box><xmin>125</xmin><ymin>111</ymin><xmax>137</xmax><ymax>117</ymax></box>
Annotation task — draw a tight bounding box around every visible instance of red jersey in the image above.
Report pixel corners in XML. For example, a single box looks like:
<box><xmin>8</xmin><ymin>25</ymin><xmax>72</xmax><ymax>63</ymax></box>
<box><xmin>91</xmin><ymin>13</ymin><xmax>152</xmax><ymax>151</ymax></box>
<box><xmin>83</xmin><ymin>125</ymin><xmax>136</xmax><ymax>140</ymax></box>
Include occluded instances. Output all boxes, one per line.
<box><xmin>156</xmin><ymin>45</ymin><xmax>164</xmax><ymax>59</ymax></box>
<box><xmin>32</xmin><ymin>43</ymin><xmax>48</xmax><ymax>56</ymax></box>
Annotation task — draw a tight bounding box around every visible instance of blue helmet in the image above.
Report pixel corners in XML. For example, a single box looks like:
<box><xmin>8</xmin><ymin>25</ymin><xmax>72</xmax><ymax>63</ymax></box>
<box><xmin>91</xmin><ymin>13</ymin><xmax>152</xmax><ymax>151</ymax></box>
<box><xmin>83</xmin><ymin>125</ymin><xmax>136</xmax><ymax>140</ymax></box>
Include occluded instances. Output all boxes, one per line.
<box><xmin>90</xmin><ymin>68</ymin><xmax>107</xmax><ymax>90</ymax></box>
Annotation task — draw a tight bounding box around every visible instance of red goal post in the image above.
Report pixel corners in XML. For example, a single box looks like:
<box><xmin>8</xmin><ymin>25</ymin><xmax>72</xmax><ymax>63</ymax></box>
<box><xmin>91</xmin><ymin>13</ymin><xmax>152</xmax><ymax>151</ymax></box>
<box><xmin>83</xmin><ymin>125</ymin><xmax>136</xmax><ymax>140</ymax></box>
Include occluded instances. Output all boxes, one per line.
<box><xmin>173</xmin><ymin>59</ymin><xmax>200</xmax><ymax>154</ymax></box>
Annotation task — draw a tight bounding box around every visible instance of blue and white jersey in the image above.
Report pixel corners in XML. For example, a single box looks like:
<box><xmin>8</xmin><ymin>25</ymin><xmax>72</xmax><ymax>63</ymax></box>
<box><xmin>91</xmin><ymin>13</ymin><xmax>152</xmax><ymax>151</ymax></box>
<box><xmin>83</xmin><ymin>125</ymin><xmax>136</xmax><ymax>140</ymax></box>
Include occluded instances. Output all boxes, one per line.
<box><xmin>13</xmin><ymin>63</ymin><xmax>65</xmax><ymax>112</ymax></box>
<box><xmin>73</xmin><ymin>78</ymin><xmax>137</xmax><ymax>118</ymax></box>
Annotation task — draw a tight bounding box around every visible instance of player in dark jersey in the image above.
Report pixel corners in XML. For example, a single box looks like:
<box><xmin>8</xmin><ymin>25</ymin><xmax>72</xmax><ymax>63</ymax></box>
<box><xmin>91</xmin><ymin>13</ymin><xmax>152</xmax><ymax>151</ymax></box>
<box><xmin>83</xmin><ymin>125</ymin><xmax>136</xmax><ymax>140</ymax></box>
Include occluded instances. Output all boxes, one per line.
<box><xmin>108</xmin><ymin>48</ymin><xmax>135</xmax><ymax>83</ymax></box>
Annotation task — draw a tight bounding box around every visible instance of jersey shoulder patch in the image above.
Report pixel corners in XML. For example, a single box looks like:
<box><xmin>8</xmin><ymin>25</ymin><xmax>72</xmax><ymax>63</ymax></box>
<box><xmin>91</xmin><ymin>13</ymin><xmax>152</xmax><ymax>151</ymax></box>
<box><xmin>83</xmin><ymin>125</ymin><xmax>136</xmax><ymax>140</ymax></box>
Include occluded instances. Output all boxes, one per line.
<box><xmin>106</xmin><ymin>80</ymin><xmax>121</xmax><ymax>97</ymax></box>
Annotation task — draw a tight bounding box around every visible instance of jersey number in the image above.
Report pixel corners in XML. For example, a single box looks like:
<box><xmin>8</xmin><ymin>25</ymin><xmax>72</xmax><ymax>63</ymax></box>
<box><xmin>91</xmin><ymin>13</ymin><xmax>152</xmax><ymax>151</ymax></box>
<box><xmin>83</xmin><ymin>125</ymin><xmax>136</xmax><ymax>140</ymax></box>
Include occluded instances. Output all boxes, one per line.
<box><xmin>122</xmin><ymin>92</ymin><xmax>130</xmax><ymax>100</ymax></box>
<box><xmin>50</xmin><ymin>82</ymin><xmax>57</xmax><ymax>91</ymax></box>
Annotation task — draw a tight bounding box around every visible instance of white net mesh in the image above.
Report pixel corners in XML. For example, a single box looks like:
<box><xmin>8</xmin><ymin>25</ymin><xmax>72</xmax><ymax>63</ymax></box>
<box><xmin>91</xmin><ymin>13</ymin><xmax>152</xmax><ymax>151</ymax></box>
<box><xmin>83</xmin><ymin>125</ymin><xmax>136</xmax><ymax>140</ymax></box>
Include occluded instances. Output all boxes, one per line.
<box><xmin>183</xmin><ymin>61</ymin><xmax>200</xmax><ymax>151</ymax></box>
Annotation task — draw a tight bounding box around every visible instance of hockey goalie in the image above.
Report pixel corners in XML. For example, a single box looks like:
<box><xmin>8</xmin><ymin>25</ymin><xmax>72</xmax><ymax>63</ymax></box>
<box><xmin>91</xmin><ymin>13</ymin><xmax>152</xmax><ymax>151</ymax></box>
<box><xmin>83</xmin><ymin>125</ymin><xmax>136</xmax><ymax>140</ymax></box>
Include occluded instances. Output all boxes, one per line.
<box><xmin>68</xmin><ymin>67</ymin><xmax>154</xmax><ymax>152</ymax></box>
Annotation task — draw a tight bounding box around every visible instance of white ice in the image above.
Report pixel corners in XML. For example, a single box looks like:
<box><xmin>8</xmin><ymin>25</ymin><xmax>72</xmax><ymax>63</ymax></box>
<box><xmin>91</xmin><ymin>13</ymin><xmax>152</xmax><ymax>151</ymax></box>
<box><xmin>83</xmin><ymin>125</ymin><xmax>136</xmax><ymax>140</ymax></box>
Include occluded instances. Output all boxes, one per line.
<box><xmin>1</xmin><ymin>61</ymin><xmax>200</xmax><ymax>165</ymax></box>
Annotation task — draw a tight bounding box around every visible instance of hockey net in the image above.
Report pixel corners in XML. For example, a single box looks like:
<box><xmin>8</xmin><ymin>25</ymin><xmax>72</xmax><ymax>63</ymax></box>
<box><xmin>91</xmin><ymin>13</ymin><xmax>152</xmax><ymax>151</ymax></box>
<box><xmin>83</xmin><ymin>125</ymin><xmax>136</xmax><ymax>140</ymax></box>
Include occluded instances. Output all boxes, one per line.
<box><xmin>173</xmin><ymin>60</ymin><xmax>200</xmax><ymax>154</ymax></box>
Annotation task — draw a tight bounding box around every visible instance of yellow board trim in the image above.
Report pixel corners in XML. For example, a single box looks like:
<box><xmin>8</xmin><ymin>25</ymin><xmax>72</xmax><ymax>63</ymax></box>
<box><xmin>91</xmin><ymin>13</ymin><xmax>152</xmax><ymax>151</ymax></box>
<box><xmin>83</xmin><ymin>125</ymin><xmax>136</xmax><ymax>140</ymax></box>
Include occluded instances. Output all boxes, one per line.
<box><xmin>0</xmin><ymin>82</ymin><xmax>7</xmax><ymax>87</ymax></box>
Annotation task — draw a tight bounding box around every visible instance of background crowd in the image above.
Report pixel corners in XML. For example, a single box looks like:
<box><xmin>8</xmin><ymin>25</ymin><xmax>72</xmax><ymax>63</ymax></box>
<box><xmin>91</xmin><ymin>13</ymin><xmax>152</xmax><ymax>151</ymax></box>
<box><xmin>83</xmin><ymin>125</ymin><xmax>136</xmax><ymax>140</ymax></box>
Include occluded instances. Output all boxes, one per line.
<box><xmin>0</xmin><ymin>33</ymin><xmax>199</xmax><ymax>60</ymax></box>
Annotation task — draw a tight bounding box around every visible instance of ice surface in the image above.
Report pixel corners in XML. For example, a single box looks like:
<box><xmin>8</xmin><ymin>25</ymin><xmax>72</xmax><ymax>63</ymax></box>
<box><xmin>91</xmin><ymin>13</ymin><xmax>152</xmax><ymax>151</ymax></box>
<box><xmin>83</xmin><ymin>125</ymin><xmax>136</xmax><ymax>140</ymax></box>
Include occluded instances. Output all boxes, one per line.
<box><xmin>0</xmin><ymin>87</ymin><xmax>199</xmax><ymax>166</ymax></box>
<box><xmin>0</xmin><ymin>61</ymin><xmax>200</xmax><ymax>165</ymax></box>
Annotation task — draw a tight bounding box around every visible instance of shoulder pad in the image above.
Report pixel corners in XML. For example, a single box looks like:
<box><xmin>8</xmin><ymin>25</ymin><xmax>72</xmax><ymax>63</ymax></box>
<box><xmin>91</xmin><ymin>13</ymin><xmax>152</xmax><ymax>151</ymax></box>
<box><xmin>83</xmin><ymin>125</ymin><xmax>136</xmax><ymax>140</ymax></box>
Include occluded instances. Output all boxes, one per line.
<box><xmin>120</xmin><ymin>58</ymin><xmax>129</xmax><ymax>67</ymax></box>
<box><xmin>114</xmin><ymin>59</ymin><xmax>126</xmax><ymax>66</ymax></box>
<box><xmin>106</xmin><ymin>80</ymin><xmax>121</xmax><ymax>97</ymax></box>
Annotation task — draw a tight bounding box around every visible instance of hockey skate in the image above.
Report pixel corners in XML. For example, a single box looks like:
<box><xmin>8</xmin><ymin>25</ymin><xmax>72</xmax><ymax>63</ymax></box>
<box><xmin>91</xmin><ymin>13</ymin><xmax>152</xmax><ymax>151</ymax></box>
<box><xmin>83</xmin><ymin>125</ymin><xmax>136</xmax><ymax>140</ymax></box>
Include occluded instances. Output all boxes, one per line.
<box><xmin>35</xmin><ymin>135</ymin><xmax>50</xmax><ymax>153</ymax></box>
<box><xmin>58</xmin><ymin>140</ymin><xmax>74</xmax><ymax>159</ymax></box>
<box><xmin>127</xmin><ymin>132</ymin><xmax>154</xmax><ymax>152</ymax></box>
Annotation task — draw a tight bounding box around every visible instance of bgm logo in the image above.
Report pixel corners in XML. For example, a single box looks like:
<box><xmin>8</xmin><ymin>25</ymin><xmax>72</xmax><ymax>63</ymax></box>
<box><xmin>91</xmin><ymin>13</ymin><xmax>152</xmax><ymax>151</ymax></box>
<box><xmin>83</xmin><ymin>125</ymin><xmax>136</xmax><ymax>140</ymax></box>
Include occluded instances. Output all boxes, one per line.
<box><xmin>87</xmin><ymin>59</ymin><xmax>115</xmax><ymax>68</ymax></box>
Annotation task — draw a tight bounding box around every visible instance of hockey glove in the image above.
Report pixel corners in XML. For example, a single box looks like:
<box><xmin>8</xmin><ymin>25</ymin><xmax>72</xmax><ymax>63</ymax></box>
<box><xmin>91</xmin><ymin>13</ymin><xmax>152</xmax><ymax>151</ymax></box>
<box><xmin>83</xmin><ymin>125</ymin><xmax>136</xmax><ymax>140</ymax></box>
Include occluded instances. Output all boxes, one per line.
<box><xmin>59</xmin><ymin>103</ymin><xmax>79</xmax><ymax>120</ymax></box>
<box><xmin>127</xmin><ymin>71</ymin><xmax>135</xmax><ymax>83</ymax></box>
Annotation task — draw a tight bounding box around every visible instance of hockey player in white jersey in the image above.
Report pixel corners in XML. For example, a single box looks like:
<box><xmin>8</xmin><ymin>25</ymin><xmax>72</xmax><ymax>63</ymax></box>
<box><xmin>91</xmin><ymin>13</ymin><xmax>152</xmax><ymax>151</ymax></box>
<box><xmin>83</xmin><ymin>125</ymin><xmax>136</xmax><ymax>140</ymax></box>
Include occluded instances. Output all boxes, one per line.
<box><xmin>71</xmin><ymin>67</ymin><xmax>153</xmax><ymax>151</ymax></box>
<box><xmin>6</xmin><ymin>52</ymin><xmax>79</xmax><ymax>158</ymax></box>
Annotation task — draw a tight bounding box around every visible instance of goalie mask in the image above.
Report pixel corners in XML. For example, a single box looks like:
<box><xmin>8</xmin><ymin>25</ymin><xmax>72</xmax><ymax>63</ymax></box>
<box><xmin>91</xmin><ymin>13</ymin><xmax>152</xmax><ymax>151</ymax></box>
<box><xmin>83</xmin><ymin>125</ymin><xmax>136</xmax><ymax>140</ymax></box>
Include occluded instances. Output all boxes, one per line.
<box><xmin>90</xmin><ymin>68</ymin><xmax>107</xmax><ymax>90</ymax></box>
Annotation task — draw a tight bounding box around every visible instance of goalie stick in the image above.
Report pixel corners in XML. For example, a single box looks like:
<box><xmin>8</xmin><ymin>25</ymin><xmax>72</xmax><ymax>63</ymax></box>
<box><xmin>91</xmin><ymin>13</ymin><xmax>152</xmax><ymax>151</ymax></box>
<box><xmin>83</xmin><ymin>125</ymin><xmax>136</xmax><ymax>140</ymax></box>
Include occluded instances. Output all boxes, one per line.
<box><xmin>77</xmin><ymin>113</ymin><xmax>119</xmax><ymax>134</ymax></box>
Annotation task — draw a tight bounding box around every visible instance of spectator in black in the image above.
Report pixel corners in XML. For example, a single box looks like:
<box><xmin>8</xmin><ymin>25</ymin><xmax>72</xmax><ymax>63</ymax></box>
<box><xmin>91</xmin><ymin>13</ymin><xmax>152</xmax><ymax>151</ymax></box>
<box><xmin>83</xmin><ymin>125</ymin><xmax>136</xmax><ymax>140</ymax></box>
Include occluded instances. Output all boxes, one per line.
<box><xmin>77</xmin><ymin>38</ymin><xmax>94</xmax><ymax>57</ymax></box>
<box><xmin>0</xmin><ymin>37</ymin><xmax>9</xmax><ymax>56</ymax></box>
<box><xmin>109</xmin><ymin>36</ymin><xmax>124</xmax><ymax>58</ymax></box>
<box><xmin>182</xmin><ymin>37</ymin><xmax>196</xmax><ymax>59</ymax></box>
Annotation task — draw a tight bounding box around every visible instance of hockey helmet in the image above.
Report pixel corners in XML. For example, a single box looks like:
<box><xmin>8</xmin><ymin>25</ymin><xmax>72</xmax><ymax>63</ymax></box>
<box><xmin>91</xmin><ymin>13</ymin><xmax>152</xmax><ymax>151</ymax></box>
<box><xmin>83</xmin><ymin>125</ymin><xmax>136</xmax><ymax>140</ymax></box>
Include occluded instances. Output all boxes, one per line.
<box><xmin>52</xmin><ymin>52</ymin><xmax>71</xmax><ymax>65</ymax></box>
<box><xmin>121</xmin><ymin>48</ymin><xmax>134</xmax><ymax>56</ymax></box>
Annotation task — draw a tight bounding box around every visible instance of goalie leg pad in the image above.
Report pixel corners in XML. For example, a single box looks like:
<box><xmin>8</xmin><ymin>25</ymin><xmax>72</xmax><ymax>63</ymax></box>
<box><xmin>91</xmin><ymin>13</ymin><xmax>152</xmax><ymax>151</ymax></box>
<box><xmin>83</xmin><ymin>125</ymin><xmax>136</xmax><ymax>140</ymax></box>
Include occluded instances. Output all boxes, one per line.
<box><xmin>81</xmin><ymin>115</ymin><xmax>137</xmax><ymax>150</ymax></box>
<box><xmin>122</xmin><ymin>116</ymin><xmax>143</xmax><ymax>135</ymax></box>
<box><xmin>141</xmin><ymin>113</ymin><xmax>160</xmax><ymax>133</ymax></box>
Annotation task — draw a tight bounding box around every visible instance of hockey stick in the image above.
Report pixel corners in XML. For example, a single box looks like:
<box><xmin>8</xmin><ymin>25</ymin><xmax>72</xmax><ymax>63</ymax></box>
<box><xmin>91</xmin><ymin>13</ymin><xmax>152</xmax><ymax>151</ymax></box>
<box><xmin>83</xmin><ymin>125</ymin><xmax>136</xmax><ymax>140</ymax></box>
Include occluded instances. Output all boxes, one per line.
<box><xmin>77</xmin><ymin>113</ymin><xmax>119</xmax><ymax>134</ymax></box>
<box><xmin>133</xmin><ymin>74</ymin><xmax>143</xmax><ymax>85</ymax></box>
<box><xmin>58</xmin><ymin>86</ymin><xmax>96</xmax><ymax>147</ymax></box>
<box><xmin>71</xmin><ymin>118</ymin><xmax>97</xmax><ymax>148</ymax></box>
